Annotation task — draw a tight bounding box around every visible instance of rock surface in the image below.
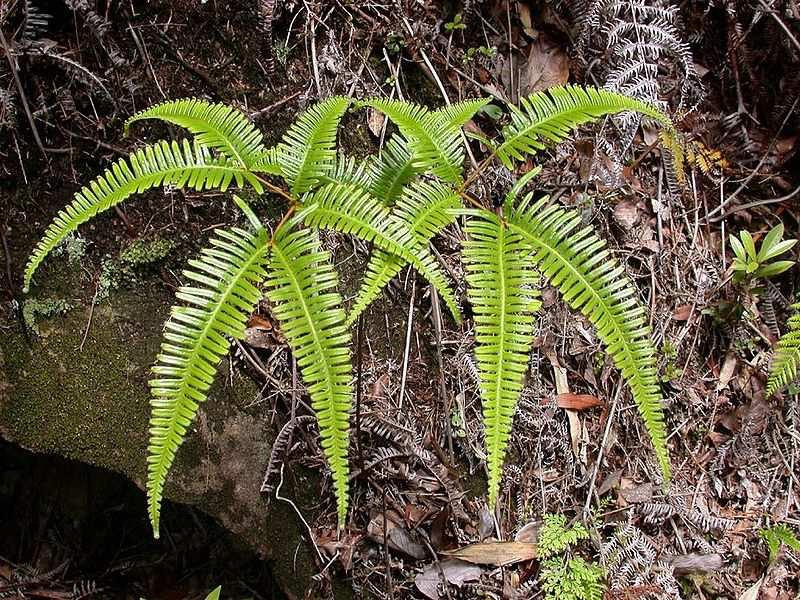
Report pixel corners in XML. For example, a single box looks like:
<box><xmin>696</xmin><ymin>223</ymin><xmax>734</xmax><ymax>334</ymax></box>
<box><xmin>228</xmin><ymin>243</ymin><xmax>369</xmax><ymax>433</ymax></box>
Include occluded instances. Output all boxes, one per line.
<box><xmin>0</xmin><ymin>268</ymin><xmax>321</xmax><ymax>599</ymax></box>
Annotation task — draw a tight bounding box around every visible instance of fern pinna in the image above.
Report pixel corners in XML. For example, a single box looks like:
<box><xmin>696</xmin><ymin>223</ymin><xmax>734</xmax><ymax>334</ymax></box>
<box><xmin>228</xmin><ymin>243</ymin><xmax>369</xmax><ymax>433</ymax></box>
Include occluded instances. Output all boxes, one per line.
<box><xmin>767</xmin><ymin>303</ymin><xmax>800</xmax><ymax>396</ymax></box>
<box><xmin>23</xmin><ymin>85</ymin><xmax>677</xmax><ymax>535</ymax></box>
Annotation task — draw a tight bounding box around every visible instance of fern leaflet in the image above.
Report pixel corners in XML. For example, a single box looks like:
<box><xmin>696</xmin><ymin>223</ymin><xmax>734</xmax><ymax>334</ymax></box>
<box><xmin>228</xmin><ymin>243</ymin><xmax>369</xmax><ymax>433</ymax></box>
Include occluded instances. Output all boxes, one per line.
<box><xmin>346</xmin><ymin>180</ymin><xmax>460</xmax><ymax>325</ymax></box>
<box><xmin>148</xmin><ymin>225</ymin><xmax>270</xmax><ymax>537</ymax></box>
<box><xmin>125</xmin><ymin>98</ymin><xmax>268</xmax><ymax>168</ymax></box>
<box><xmin>434</xmin><ymin>97</ymin><xmax>492</xmax><ymax>129</ymax></box>
<box><xmin>767</xmin><ymin>303</ymin><xmax>800</xmax><ymax>396</ymax></box>
<box><xmin>506</xmin><ymin>194</ymin><xmax>669</xmax><ymax>480</ymax></box>
<box><xmin>278</xmin><ymin>96</ymin><xmax>350</xmax><ymax>196</ymax></box>
<box><xmin>462</xmin><ymin>209</ymin><xmax>540</xmax><ymax>507</ymax></box>
<box><xmin>300</xmin><ymin>182</ymin><xmax>461</xmax><ymax>322</ymax></box>
<box><xmin>266</xmin><ymin>224</ymin><xmax>352</xmax><ymax>525</ymax></box>
<box><xmin>23</xmin><ymin>140</ymin><xmax>262</xmax><ymax>292</ymax></box>
<box><xmin>496</xmin><ymin>84</ymin><xmax>673</xmax><ymax>168</ymax></box>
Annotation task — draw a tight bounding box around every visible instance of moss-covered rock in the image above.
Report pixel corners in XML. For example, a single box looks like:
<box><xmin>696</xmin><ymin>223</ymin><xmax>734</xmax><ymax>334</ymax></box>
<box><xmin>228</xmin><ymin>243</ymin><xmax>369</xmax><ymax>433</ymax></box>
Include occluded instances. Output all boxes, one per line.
<box><xmin>0</xmin><ymin>274</ymin><xmax>319</xmax><ymax>599</ymax></box>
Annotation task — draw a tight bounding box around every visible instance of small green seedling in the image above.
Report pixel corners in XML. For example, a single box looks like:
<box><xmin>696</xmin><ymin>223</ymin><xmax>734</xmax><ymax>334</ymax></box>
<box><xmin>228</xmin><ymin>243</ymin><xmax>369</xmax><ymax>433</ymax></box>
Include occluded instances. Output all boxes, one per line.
<box><xmin>730</xmin><ymin>223</ymin><xmax>796</xmax><ymax>283</ymax></box>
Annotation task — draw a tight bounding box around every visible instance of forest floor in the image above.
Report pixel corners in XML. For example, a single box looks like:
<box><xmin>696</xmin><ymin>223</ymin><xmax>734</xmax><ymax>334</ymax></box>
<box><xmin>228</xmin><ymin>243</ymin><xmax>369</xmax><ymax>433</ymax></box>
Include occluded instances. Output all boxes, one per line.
<box><xmin>1</xmin><ymin>0</ymin><xmax>799</xmax><ymax>599</ymax></box>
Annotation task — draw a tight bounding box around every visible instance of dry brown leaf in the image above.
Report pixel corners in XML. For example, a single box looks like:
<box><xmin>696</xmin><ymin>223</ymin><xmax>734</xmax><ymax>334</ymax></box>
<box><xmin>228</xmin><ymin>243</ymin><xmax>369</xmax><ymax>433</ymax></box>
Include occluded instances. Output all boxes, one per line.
<box><xmin>555</xmin><ymin>393</ymin><xmax>604</xmax><ymax>411</ymax></box>
<box><xmin>442</xmin><ymin>541</ymin><xmax>537</xmax><ymax>566</ymax></box>
<box><xmin>367</xmin><ymin>108</ymin><xmax>385</xmax><ymax>137</ymax></box>
<box><xmin>613</xmin><ymin>200</ymin><xmax>639</xmax><ymax>230</ymax></box>
<box><xmin>415</xmin><ymin>560</ymin><xmax>482</xmax><ymax>600</ymax></box>
<box><xmin>520</xmin><ymin>36</ymin><xmax>569</xmax><ymax>95</ymax></box>
<box><xmin>716</xmin><ymin>352</ymin><xmax>738</xmax><ymax>391</ymax></box>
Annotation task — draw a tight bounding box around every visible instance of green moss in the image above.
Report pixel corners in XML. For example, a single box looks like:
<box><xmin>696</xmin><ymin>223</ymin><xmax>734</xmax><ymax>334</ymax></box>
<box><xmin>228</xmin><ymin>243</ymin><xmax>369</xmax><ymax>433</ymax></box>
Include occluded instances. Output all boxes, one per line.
<box><xmin>119</xmin><ymin>238</ymin><xmax>177</xmax><ymax>265</ymax></box>
<box><xmin>21</xmin><ymin>297</ymin><xmax>74</xmax><ymax>334</ymax></box>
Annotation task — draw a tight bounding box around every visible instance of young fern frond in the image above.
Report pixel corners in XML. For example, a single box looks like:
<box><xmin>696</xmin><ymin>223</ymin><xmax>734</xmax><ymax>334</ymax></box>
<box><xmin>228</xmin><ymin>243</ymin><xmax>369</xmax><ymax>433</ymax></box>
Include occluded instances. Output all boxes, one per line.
<box><xmin>346</xmin><ymin>180</ymin><xmax>461</xmax><ymax>326</ymax></box>
<box><xmin>369</xmin><ymin>135</ymin><xmax>422</xmax><ymax>204</ymax></box>
<box><xmin>434</xmin><ymin>97</ymin><xmax>492</xmax><ymax>128</ymax></box>
<box><xmin>148</xmin><ymin>225</ymin><xmax>270</xmax><ymax>537</ymax></box>
<box><xmin>278</xmin><ymin>96</ymin><xmax>351</xmax><ymax>196</ymax></box>
<box><xmin>124</xmin><ymin>98</ymin><xmax>268</xmax><ymax>168</ymax></box>
<box><xmin>461</xmin><ymin>209</ymin><xmax>540</xmax><ymax>508</ymax></box>
<box><xmin>300</xmin><ymin>182</ymin><xmax>461</xmax><ymax>322</ymax></box>
<box><xmin>23</xmin><ymin>140</ymin><xmax>262</xmax><ymax>292</ymax></box>
<box><xmin>266</xmin><ymin>224</ymin><xmax>352</xmax><ymax>525</ymax></box>
<box><xmin>767</xmin><ymin>303</ymin><xmax>800</xmax><ymax>396</ymax></box>
<box><xmin>322</xmin><ymin>153</ymin><xmax>374</xmax><ymax>190</ymax></box>
<box><xmin>361</xmin><ymin>98</ymin><xmax>465</xmax><ymax>184</ymax></box>
<box><xmin>505</xmin><ymin>195</ymin><xmax>669</xmax><ymax>480</ymax></box>
<box><xmin>251</xmin><ymin>146</ymin><xmax>283</xmax><ymax>176</ymax></box>
<box><xmin>496</xmin><ymin>84</ymin><xmax>674</xmax><ymax>168</ymax></box>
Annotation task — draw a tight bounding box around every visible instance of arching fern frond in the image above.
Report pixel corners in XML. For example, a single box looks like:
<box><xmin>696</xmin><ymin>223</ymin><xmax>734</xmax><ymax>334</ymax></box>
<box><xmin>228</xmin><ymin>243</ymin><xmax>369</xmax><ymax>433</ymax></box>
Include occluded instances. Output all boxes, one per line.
<box><xmin>278</xmin><ymin>96</ymin><xmax>351</xmax><ymax>196</ymax></box>
<box><xmin>462</xmin><ymin>209</ymin><xmax>540</xmax><ymax>508</ymax></box>
<box><xmin>147</xmin><ymin>224</ymin><xmax>270</xmax><ymax>537</ymax></box>
<box><xmin>266</xmin><ymin>224</ymin><xmax>352</xmax><ymax>525</ymax></box>
<box><xmin>300</xmin><ymin>182</ymin><xmax>461</xmax><ymax>322</ymax></box>
<box><xmin>346</xmin><ymin>180</ymin><xmax>461</xmax><ymax>326</ymax></box>
<box><xmin>506</xmin><ymin>194</ymin><xmax>669</xmax><ymax>480</ymax></box>
<box><xmin>369</xmin><ymin>135</ymin><xmax>421</xmax><ymax>204</ymax></box>
<box><xmin>125</xmin><ymin>98</ymin><xmax>268</xmax><ymax>168</ymax></box>
<box><xmin>361</xmin><ymin>99</ymin><xmax>465</xmax><ymax>184</ymax></box>
<box><xmin>23</xmin><ymin>140</ymin><xmax>262</xmax><ymax>292</ymax></box>
<box><xmin>767</xmin><ymin>303</ymin><xmax>800</xmax><ymax>396</ymax></box>
<box><xmin>496</xmin><ymin>84</ymin><xmax>674</xmax><ymax>168</ymax></box>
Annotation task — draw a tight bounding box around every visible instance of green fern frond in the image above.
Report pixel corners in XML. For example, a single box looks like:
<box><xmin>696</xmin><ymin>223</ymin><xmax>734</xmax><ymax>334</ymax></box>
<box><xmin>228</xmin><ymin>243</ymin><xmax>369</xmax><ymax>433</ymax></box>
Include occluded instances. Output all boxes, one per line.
<box><xmin>322</xmin><ymin>154</ymin><xmax>374</xmax><ymax>189</ymax></box>
<box><xmin>369</xmin><ymin>135</ymin><xmax>422</xmax><ymax>204</ymax></box>
<box><xmin>125</xmin><ymin>98</ymin><xmax>267</xmax><ymax>168</ymax></box>
<box><xmin>496</xmin><ymin>85</ymin><xmax>674</xmax><ymax>168</ymax></box>
<box><xmin>506</xmin><ymin>195</ymin><xmax>669</xmax><ymax>480</ymax></box>
<box><xmin>23</xmin><ymin>140</ymin><xmax>262</xmax><ymax>292</ymax></box>
<box><xmin>278</xmin><ymin>96</ymin><xmax>351</xmax><ymax>196</ymax></box>
<box><xmin>462</xmin><ymin>209</ymin><xmax>540</xmax><ymax>507</ymax></box>
<box><xmin>251</xmin><ymin>146</ymin><xmax>283</xmax><ymax>176</ymax></box>
<box><xmin>361</xmin><ymin>98</ymin><xmax>465</xmax><ymax>184</ymax></box>
<box><xmin>346</xmin><ymin>180</ymin><xmax>461</xmax><ymax>326</ymax></box>
<box><xmin>147</xmin><ymin>225</ymin><xmax>270</xmax><ymax>537</ymax></box>
<box><xmin>266</xmin><ymin>224</ymin><xmax>352</xmax><ymax>525</ymax></box>
<box><xmin>300</xmin><ymin>182</ymin><xmax>461</xmax><ymax>322</ymax></box>
<box><xmin>767</xmin><ymin>303</ymin><xmax>800</xmax><ymax>396</ymax></box>
<box><xmin>434</xmin><ymin>97</ymin><xmax>492</xmax><ymax>128</ymax></box>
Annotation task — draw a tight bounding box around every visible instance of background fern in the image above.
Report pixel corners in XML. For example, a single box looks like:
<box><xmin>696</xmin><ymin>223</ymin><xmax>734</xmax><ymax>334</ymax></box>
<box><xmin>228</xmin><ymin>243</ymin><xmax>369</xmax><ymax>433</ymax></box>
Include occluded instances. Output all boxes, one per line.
<box><xmin>767</xmin><ymin>303</ymin><xmax>800</xmax><ymax>396</ymax></box>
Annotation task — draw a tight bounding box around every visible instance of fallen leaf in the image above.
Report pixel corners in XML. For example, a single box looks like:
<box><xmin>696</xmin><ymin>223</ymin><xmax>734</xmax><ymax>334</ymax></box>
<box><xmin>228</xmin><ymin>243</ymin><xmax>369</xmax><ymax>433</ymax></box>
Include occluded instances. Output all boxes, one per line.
<box><xmin>613</xmin><ymin>200</ymin><xmax>639</xmax><ymax>230</ymax></box>
<box><xmin>739</xmin><ymin>574</ymin><xmax>765</xmax><ymax>600</ymax></box>
<box><xmin>620</xmin><ymin>481</ymin><xmax>653</xmax><ymax>504</ymax></box>
<box><xmin>367</xmin><ymin>108</ymin><xmax>385</xmax><ymax>137</ymax></box>
<box><xmin>517</xmin><ymin>3</ymin><xmax>537</xmax><ymax>38</ymax></box>
<box><xmin>520</xmin><ymin>36</ymin><xmax>569</xmax><ymax>95</ymax></box>
<box><xmin>716</xmin><ymin>352</ymin><xmax>738</xmax><ymax>391</ymax></box>
<box><xmin>555</xmin><ymin>393</ymin><xmax>604</xmax><ymax>411</ymax></box>
<box><xmin>478</xmin><ymin>506</ymin><xmax>495</xmax><ymax>541</ymax></box>
<box><xmin>442</xmin><ymin>541</ymin><xmax>537</xmax><ymax>566</ymax></box>
<box><xmin>514</xmin><ymin>521</ymin><xmax>541</xmax><ymax>544</ymax></box>
<box><xmin>414</xmin><ymin>559</ymin><xmax>482</xmax><ymax>600</ymax></box>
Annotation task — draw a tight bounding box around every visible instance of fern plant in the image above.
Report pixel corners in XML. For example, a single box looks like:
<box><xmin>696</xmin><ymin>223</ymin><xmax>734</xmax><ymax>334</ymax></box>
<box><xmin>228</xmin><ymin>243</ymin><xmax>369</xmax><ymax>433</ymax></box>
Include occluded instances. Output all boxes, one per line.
<box><xmin>767</xmin><ymin>303</ymin><xmax>800</xmax><ymax>396</ymax></box>
<box><xmin>23</xmin><ymin>84</ymin><xmax>677</xmax><ymax>536</ymax></box>
<box><xmin>536</xmin><ymin>513</ymin><xmax>604</xmax><ymax>600</ymax></box>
